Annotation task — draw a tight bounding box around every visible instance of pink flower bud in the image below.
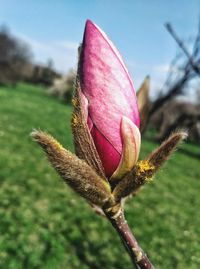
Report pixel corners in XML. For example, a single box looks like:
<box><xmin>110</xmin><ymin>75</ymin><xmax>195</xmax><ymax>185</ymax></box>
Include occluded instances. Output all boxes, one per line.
<box><xmin>79</xmin><ymin>20</ymin><xmax>140</xmax><ymax>178</ymax></box>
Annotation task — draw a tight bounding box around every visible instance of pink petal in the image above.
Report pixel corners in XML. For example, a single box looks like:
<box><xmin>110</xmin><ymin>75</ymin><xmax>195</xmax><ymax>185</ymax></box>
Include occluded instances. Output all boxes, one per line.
<box><xmin>90</xmin><ymin>125</ymin><xmax>120</xmax><ymax>178</ymax></box>
<box><xmin>80</xmin><ymin>20</ymin><xmax>140</xmax><ymax>157</ymax></box>
<box><xmin>121</xmin><ymin>116</ymin><xmax>141</xmax><ymax>165</ymax></box>
<box><xmin>111</xmin><ymin>116</ymin><xmax>141</xmax><ymax>180</ymax></box>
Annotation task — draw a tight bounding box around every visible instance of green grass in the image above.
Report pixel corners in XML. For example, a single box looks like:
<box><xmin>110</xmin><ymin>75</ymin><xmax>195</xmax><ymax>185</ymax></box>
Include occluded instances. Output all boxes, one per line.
<box><xmin>0</xmin><ymin>83</ymin><xmax>200</xmax><ymax>269</ymax></box>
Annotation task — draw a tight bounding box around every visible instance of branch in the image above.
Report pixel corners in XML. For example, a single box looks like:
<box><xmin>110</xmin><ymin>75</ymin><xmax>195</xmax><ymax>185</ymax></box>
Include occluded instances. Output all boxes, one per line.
<box><xmin>149</xmin><ymin>74</ymin><xmax>189</xmax><ymax>116</ymax></box>
<box><xmin>165</xmin><ymin>23</ymin><xmax>200</xmax><ymax>74</ymax></box>
<box><xmin>105</xmin><ymin>210</ymin><xmax>154</xmax><ymax>269</ymax></box>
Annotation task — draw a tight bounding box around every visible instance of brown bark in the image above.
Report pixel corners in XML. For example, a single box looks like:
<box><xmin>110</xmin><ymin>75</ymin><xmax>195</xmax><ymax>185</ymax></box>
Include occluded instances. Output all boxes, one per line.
<box><xmin>105</xmin><ymin>210</ymin><xmax>154</xmax><ymax>269</ymax></box>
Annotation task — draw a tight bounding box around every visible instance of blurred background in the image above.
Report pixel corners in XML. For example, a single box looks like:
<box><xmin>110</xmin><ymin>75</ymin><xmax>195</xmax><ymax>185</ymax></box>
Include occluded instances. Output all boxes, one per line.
<box><xmin>0</xmin><ymin>1</ymin><xmax>200</xmax><ymax>268</ymax></box>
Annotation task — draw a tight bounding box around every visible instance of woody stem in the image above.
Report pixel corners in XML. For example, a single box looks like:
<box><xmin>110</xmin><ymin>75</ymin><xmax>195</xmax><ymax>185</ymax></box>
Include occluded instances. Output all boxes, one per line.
<box><xmin>105</xmin><ymin>210</ymin><xmax>154</xmax><ymax>269</ymax></box>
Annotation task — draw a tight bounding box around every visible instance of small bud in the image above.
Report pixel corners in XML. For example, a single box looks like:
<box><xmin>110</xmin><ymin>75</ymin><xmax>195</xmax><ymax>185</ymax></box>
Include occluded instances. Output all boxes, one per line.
<box><xmin>137</xmin><ymin>76</ymin><xmax>151</xmax><ymax>133</ymax></box>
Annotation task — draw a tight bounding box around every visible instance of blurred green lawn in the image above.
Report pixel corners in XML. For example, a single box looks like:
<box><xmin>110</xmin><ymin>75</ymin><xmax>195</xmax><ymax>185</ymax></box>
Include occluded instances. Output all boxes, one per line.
<box><xmin>0</xmin><ymin>83</ymin><xmax>200</xmax><ymax>269</ymax></box>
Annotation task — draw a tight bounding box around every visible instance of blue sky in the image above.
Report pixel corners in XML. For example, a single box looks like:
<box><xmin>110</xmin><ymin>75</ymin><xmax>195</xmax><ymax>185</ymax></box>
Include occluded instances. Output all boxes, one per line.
<box><xmin>1</xmin><ymin>0</ymin><xmax>200</xmax><ymax>96</ymax></box>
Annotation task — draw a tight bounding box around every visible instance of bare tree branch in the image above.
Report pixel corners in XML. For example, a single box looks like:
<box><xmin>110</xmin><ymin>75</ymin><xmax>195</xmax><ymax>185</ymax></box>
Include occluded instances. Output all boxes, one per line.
<box><xmin>149</xmin><ymin>21</ymin><xmax>200</xmax><ymax>118</ymax></box>
<box><xmin>165</xmin><ymin>23</ymin><xmax>200</xmax><ymax>74</ymax></box>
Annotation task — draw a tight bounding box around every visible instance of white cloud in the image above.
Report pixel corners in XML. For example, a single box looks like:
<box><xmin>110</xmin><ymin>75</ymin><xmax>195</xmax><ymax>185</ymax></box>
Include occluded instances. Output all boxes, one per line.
<box><xmin>153</xmin><ymin>63</ymin><xmax>170</xmax><ymax>74</ymax></box>
<box><xmin>126</xmin><ymin>60</ymin><xmax>136</xmax><ymax>68</ymax></box>
<box><xmin>126</xmin><ymin>61</ymin><xmax>170</xmax><ymax>99</ymax></box>
<box><xmin>153</xmin><ymin>63</ymin><xmax>185</xmax><ymax>76</ymax></box>
<box><xmin>54</xmin><ymin>40</ymin><xmax>80</xmax><ymax>50</ymax></box>
<box><xmin>16</xmin><ymin>33</ymin><xmax>79</xmax><ymax>74</ymax></box>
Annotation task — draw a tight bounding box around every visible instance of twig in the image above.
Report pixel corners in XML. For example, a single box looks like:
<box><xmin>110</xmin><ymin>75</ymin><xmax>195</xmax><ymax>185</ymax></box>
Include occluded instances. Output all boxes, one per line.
<box><xmin>105</xmin><ymin>210</ymin><xmax>155</xmax><ymax>269</ymax></box>
<box><xmin>165</xmin><ymin>23</ymin><xmax>200</xmax><ymax>74</ymax></box>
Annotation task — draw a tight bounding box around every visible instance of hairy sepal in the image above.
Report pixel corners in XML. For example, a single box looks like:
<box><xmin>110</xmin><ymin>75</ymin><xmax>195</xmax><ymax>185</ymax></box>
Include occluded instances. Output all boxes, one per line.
<box><xmin>71</xmin><ymin>77</ymin><xmax>106</xmax><ymax>179</ymax></box>
<box><xmin>113</xmin><ymin>130</ymin><xmax>187</xmax><ymax>202</ymax></box>
<box><xmin>31</xmin><ymin>130</ymin><xmax>112</xmax><ymax>207</ymax></box>
<box><xmin>147</xmin><ymin>130</ymin><xmax>187</xmax><ymax>171</ymax></box>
